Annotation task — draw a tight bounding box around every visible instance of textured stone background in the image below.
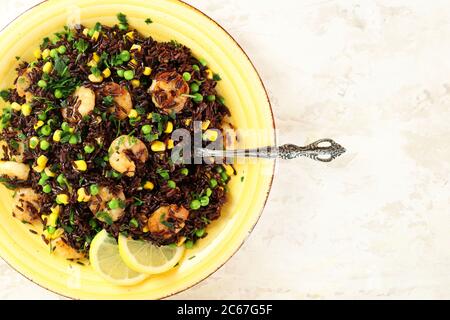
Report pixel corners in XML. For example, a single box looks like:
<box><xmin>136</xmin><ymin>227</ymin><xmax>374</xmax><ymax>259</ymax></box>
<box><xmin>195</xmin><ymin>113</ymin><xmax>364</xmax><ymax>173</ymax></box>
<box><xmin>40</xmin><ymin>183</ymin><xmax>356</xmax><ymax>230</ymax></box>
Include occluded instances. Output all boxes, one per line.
<box><xmin>1</xmin><ymin>0</ymin><xmax>450</xmax><ymax>299</ymax></box>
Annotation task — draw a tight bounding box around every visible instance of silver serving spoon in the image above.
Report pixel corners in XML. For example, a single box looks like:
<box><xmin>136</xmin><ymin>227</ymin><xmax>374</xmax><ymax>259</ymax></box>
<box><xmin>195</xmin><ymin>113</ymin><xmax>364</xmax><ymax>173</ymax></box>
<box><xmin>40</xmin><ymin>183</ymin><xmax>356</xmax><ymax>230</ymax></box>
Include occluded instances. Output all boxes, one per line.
<box><xmin>195</xmin><ymin>138</ymin><xmax>346</xmax><ymax>162</ymax></box>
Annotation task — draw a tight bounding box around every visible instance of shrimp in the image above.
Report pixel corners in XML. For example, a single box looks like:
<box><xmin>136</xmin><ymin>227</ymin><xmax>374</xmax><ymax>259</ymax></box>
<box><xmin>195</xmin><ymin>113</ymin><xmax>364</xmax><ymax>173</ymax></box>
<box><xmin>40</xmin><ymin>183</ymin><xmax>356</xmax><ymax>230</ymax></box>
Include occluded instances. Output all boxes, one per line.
<box><xmin>100</xmin><ymin>83</ymin><xmax>133</xmax><ymax>119</ymax></box>
<box><xmin>52</xmin><ymin>238</ymin><xmax>85</xmax><ymax>260</ymax></box>
<box><xmin>16</xmin><ymin>68</ymin><xmax>32</xmax><ymax>97</ymax></box>
<box><xmin>0</xmin><ymin>161</ymin><xmax>30</xmax><ymax>180</ymax></box>
<box><xmin>108</xmin><ymin>135</ymin><xmax>148</xmax><ymax>177</ymax></box>
<box><xmin>0</xmin><ymin>140</ymin><xmax>25</xmax><ymax>163</ymax></box>
<box><xmin>89</xmin><ymin>186</ymin><xmax>126</xmax><ymax>222</ymax></box>
<box><xmin>149</xmin><ymin>71</ymin><xmax>189</xmax><ymax>114</ymax></box>
<box><xmin>11</xmin><ymin>188</ymin><xmax>42</xmax><ymax>225</ymax></box>
<box><xmin>147</xmin><ymin>205</ymin><xmax>189</xmax><ymax>239</ymax></box>
<box><xmin>62</xmin><ymin>86</ymin><xmax>96</xmax><ymax>122</ymax></box>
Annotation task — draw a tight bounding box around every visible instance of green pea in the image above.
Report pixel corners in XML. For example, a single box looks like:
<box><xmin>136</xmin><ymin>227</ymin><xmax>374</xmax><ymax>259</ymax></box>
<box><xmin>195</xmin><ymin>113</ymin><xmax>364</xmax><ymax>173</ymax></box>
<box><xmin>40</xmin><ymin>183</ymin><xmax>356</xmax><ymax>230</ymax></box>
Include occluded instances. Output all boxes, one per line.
<box><xmin>209</xmin><ymin>178</ymin><xmax>218</xmax><ymax>188</ymax></box>
<box><xmin>108</xmin><ymin>198</ymin><xmax>121</xmax><ymax>209</ymax></box>
<box><xmin>84</xmin><ymin>145</ymin><xmax>95</xmax><ymax>154</ymax></box>
<box><xmin>192</xmin><ymin>93</ymin><xmax>203</xmax><ymax>103</ymax></box>
<box><xmin>57</xmin><ymin>45</ymin><xmax>67</xmax><ymax>54</ymax></box>
<box><xmin>200</xmin><ymin>196</ymin><xmax>209</xmax><ymax>207</ymax></box>
<box><xmin>182</xmin><ymin>72</ymin><xmax>191</xmax><ymax>81</ymax></box>
<box><xmin>180</xmin><ymin>168</ymin><xmax>189</xmax><ymax>176</ymax></box>
<box><xmin>184</xmin><ymin>240</ymin><xmax>194</xmax><ymax>249</ymax></box>
<box><xmin>38</xmin><ymin>113</ymin><xmax>47</xmax><ymax>121</ymax></box>
<box><xmin>206</xmin><ymin>95</ymin><xmax>216</xmax><ymax>102</ymax></box>
<box><xmin>199</xmin><ymin>58</ymin><xmax>207</xmax><ymax>67</ymax></box>
<box><xmin>90</xmin><ymin>184</ymin><xmax>99</xmax><ymax>196</ymax></box>
<box><xmin>50</xmin><ymin>48</ymin><xmax>58</xmax><ymax>59</ymax></box>
<box><xmin>190</xmin><ymin>82</ymin><xmax>199</xmax><ymax>93</ymax></box>
<box><xmin>205</xmin><ymin>188</ymin><xmax>212</xmax><ymax>197</ymax></box>
<box><xmin>42</xmin><ymin>184</ymin><xmax>52</xmax><ymax>193</ymax></box>
<box><xmin>123</xmin><ymin>70</ymin><xmax>134</xmax><ymax>80</ymax></box>
<box><xmin>40</xmin><ymin>140</ymin><xmax>50</xmax><ymax>150</ymax></box>
<box><xmin>69</xmin><ymin>135</ymin><xmax>78</xmax><ymax>145</ymax></box>
<box><xmin>195</xmin><ymin>228</ymin><xmax>205</xmax><ymax>237</ymax></box>
<box><xmin>38</xmin><ymin>80</ymin><xmax>47</xmax><ymax>88</ymax></box>
<box><xmin>129</xmin><ymin>218</ymin><xmax>139</xmax><ymax>228</ymax></box>
<box><xmin>54</xmin><ymin>89</ymin><xmax>63</xmax><ymax>99</ymax></box>
<box><xmin>190</xmin><ymin>199</ymin><xmax>201</xmax><ymax>210</ymax></box>
<box><xmin>220</xmin><ymin>172</ymin><xmax>229</xmax><ymax>181</ymax></box>
<box><xmin>215</xmin><ymin>166</ymin><xmax>223</xmax><ymax>173</ymax></box>
<box><xmin>47</xmin><ymin>226</ymin><xmax>56</xmax><ymax>234</ymax></box>
<box><xmin>40</xmin><ymin>125</ymin><xmax>52</xmax><ymax>136</ymax></box>
<box><xmin>111</xmin><ymin>171</ymin><xmax>122</xmax><ymax>178</ymax></box>
<box><xmin>141</xmin><ymin>124</ymin><xmax>152</xmax><ymax>135</ymax></box>
<box><xmin>61</xmin><ymin>122</ymin><xmax>71</xmax><ymax>132</ymax></box>
<box><xmin>38</xmin><ymin>172</ymin><xmax>49</xmax><ymax>186</ymax></box>
<box><xmin>117</xmin><ymin>69</ymin><xmax>125</xmax><ymax>77</ymax></box>
<box><xmin>167</xmin><ymin>180</ymin><xmax>176</xmax><ymax>189</ymax></box>
<box><xmin>120</xmin><ymin>50</ymin><xmax>131</xmax><ymax>62</ymax></box>
<box><xmin>192</xmin><ymin>64</ymin><xmax>200</xmax><ymax>72</ymax></box>
<box><xmin>56</xmin><ymin>174</ymin><xmax>66</xmax><ymax>186</ymax></box>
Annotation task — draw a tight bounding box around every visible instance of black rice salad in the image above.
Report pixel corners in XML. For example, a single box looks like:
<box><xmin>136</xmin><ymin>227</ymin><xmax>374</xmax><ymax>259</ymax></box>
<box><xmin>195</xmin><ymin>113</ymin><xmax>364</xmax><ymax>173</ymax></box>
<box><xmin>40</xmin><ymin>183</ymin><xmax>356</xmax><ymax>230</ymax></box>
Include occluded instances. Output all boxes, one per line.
<box><xmin>0</xmin><ymin>14</ymin><xmax>233</xmax><ymax>259</ymax></box>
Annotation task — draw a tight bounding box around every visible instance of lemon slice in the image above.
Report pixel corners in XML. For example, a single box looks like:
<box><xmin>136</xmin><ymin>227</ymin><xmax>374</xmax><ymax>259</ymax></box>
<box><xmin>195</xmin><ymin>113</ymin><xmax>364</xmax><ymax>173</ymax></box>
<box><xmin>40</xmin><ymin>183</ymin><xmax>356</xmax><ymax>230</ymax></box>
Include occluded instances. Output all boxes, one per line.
<box><xmin>89</xmin><ymin>230</ymin><xmax>148</xmax><ymax>286</ymax></box>
<box><xmin>118</xmin><ymin>234</ymin><xmax>185</xmax><ymax>274</ymax></box>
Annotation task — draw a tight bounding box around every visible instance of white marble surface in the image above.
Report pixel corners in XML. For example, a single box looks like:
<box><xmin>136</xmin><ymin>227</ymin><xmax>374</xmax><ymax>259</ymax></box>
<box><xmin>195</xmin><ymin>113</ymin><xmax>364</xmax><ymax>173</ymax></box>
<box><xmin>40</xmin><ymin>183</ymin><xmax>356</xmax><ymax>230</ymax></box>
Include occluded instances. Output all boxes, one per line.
<box><xmin>1</xmin><ymin>0</ymin><xmax>450</xmax><ymax>299</ymax></box>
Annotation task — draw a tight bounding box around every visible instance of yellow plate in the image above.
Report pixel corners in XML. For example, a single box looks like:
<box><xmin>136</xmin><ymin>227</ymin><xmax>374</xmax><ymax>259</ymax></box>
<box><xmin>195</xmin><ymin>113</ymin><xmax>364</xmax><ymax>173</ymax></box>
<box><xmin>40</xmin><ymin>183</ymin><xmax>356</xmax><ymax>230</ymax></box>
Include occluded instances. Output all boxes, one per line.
<box><xmin>0</xmin><ymin>0</ymin><xmax>275</xmax><ymax>299</ymax></box>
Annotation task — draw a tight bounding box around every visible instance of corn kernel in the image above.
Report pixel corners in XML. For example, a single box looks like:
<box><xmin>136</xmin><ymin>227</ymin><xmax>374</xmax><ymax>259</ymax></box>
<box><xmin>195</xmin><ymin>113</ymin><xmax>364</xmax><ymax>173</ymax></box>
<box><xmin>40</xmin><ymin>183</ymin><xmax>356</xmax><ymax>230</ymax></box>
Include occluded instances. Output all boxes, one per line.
<box><xmin>128</xmin><ymin>109</ymin><xmax>138</xmax><ymax>118</ymax></box>
<box><xmin>56</xmin><ymin>194</ymin><xmax>69</xmax><ymax>205</ymax></box>
<box><xmin>47</xmin><ymin>209</ymin><xmax>59</xmax><ymax>226</ymax></box>
<box><xmin>142</xmin><ymin>226</ymin><xmax>149</xmax><ymax>233</ymax></box>
<box><xmin>91</xmin><ymin>30</ymin><xmax>100</xmax><ymax>41</ymax></box>
<box><xmin>147</xmin><ymin>113</ymin><xmax>153</xmax><ymax>120</ymax></box>
<box><xmin>36</xmin><ymin>155</ymin><xmax>48</xmax><ymax>168</ymax></box>
<box><xmin>143</xmin><ymin>181</ymin><xmax>154</xmax><ymax>190</ymax></box>
<box><xmin>102</xmin><ymin>68</ymin><xmax>111</xmax><ymax>78</ymax></box>
<box><xmin>223</xmin><ymin>164</ymin><xmax>234</xmax><ymax>176</ymax></box>
<box><xmin>129</xmin><ymin>79</ymin><xmax>139</xmax><ymax>88</ymax></box>
<box><xmin>205</xmin><ymin>69</ymin><xmax>213</xmax><ymax>79</ymax></box>
<box><xmin>51</xmin><ymin>205</ymin><xmax>60</xmax><ymax>216</ymax></box>
<box><xmin>203</xmin><ymin>129</ymin><xmax>218</xmax><ymax>142</ymax></box>
<box><xmin>165</xmin><ymin>121</ymin><xmax>173</xmax><ymax>134</ymax></box>
<box><xmin>41</xmin><ymin>214</ymin><xmax>49</xmax><ymax>222</ymax></box>
<box><xmin>43</xmin><ymin>61</ymin><xmax>53</xmax><ymax>74</ymax></box>
<box><xmin>151</xmin><ymin>141</ymin><xmax>166</xmax><ymax>152</ymax></box>
<box><xmin>88</xmin><ymin>74</ymin><xmax>103</xmax><ymax>83</ymax></box>
<box><xmin>53</xmin><ymin>129</ymin><xmax>62</xmax><ymax>142</ymax></box>
<box><xmin>184</xmin><ymin>118</ymin><xmax>192</xmax><ymax>126</ymax></box>
<box><xmin>69</xmin><ymin>127</ymin><xmax>75</xmax><ymax>134</ymax></box>
<box><xmin>92</xmin><ymin>52</ymin><xmax>100</xmax><ymax>62</ymax></box>
<box><xmin>167</xmin><ymin>139</ymin><xmax>174</xmax><ymax>149</ymax></box>
<box><xmin>44</xmin><ymin>167</ymin><xmax>56</xmax><ymax>177</ymax></box>
<box><xmin>74</xmin><ymin>160</ymin><xmax>87</xmax><ymax>171</ymax></box>
<box><xmin>32</xmin><ymin>165</ymin><xmax>44</xmax><ymax>173</ymax></box>
<box><xmin>44</xmin><ymin>227</ymin><xmax>64</xmax><ymax>240</ymax></box>
<box><xmin>82</xmin><ymin>28</ymin><xmax>89</xmax><ymax>36</ymax></box>
<box><xmin>143</xmin><ymin>66</ymin><xmax>152</xmax><ymax>76</ymax></box>
<box><xmin>34</xmin><ymin>120</ymin><xmax>44</xmax><ymax>130</ymax></box>
<box><xmin>33</xmin><ymin>48</ymin><xmax>42</xmax><ymax>59</ymax></box>
<box><xmin>87</xmin><ymin>59</ymin><xmax>97</xmax><ymax>67</ymax></box>
<box><xmin>129</xmin><ymin>59</ymin><xmax>138</xmax><ymax>67</ymax></box>
<box><xmin>130</xmin><ymin>44</ymin><xmax>142</xmax><ymax>52</ymax></box>
<box><xmin>126</xmin><ymin>31</ymin><xmax>134</xmax><ymax>40</ymax></box>
<box><xmin>42</xmin><ymin>49</ymin><xmax>50</xmax><ymax>59</ymax></box>
<box><xmin>10</xmin><ymin>102</ymin><xmax>21</xmax><ymax>111</ymax></box>
<box><xmin>21</xmin><ymin>103</ymin><xmax>32</xmax><ymax>116</ymax></box>
<box><xmin>77</xmin><ymin>187</ymin><xmax>91</xmax><ymax>202</ymax></box>
<box><xmin>201</xmin><ymin>120</ymin><xmax>210</xmax><ymax>130</ymax></box>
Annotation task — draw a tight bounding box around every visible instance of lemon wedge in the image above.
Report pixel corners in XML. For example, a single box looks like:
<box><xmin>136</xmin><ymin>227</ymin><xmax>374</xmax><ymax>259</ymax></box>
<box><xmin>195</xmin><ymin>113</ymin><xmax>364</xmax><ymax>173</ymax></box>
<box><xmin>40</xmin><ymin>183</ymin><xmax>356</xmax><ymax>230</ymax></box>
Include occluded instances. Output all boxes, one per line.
<box><xmin>118</xmin><ymin>234</ymin><xmax>185</xmax><ymax>274</ymax></box>
<box><xmin>89</xmin><ymin>230</ymin><xmax>148</xmax><ymax>286</ymax></box>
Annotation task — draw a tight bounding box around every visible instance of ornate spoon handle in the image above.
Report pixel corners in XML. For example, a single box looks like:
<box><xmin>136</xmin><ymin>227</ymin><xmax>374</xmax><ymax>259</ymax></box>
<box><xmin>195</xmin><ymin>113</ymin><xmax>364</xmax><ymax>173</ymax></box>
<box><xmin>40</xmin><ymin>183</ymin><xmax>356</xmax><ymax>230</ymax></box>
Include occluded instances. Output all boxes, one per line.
<box><xmin>196</xmin><ymin>139</ymin><xmax>346</xmax><ymax>162</ymax></box>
